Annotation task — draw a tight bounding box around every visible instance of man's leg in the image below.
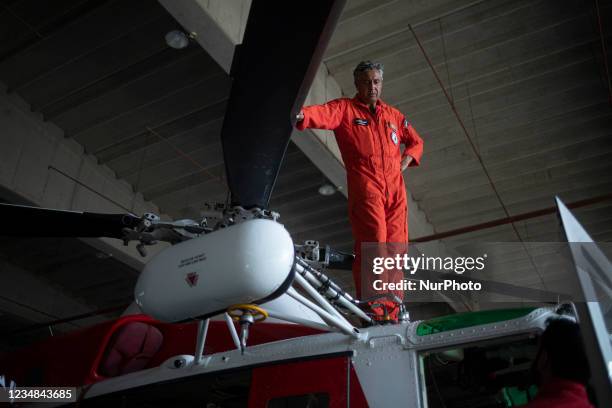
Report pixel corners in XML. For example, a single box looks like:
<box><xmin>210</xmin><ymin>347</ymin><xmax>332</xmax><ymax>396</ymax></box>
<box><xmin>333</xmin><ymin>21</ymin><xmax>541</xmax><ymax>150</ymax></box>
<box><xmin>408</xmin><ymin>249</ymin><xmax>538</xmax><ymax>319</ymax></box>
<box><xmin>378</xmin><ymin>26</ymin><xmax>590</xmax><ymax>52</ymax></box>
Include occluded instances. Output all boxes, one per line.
<box><xmin>385</xmin><ymin>189</ymin><xmax>409</xmax><ymax>311</ymax></box>
<box><xmin>349</xmin><ymin>194</ymin><xmax>386</xmax><ymax>300</ymax></box>
<box><xmin>349</xmin><ymin>194</ymin><xmax>402</xmax><ymax>320</ymax></box>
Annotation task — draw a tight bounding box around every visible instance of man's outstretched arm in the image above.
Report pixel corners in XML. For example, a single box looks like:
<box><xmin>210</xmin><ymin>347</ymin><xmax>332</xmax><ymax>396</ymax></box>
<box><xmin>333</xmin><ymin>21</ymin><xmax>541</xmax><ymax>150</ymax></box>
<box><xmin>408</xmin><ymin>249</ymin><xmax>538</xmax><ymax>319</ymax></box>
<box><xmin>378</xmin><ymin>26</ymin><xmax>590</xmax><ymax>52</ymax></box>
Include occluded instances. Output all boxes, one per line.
<box><xmin>295</xmin><ymin>99</ymin><xmax>345</xmax><ymax>131</ymax></box>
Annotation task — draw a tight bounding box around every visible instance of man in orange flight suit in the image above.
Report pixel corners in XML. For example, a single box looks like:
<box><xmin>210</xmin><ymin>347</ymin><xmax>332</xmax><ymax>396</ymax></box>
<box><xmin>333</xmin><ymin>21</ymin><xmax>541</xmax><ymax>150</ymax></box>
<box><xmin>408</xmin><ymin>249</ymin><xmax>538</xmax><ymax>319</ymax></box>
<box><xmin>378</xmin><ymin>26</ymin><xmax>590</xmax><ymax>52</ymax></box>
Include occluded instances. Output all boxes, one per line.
<box><xmin>296</xmin><ymin>61</ymin><xmax>424</xmax><ymax>321</ymax></box>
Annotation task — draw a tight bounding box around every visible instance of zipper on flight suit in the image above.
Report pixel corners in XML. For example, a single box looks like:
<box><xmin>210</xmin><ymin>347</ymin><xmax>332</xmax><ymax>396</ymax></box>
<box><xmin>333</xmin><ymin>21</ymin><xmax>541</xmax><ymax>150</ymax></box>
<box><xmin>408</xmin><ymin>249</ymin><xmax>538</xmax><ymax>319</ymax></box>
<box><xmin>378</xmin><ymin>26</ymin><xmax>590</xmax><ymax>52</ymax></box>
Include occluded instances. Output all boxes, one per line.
<box><xmin>368</xmin><ymin>105</ymin><xmax>389</xmax><ymax>199</ymax></box>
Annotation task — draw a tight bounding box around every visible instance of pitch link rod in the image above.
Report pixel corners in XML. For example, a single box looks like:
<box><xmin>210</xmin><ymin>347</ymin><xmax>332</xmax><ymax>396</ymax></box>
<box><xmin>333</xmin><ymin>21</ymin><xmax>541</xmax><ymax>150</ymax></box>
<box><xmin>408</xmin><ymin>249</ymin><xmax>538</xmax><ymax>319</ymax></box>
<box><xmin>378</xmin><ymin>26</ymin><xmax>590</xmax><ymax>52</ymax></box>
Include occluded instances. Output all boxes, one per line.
<box><xmin>296</xmin><ymin>259</ymin><xmax>353</xmax><ymax>302</ymax></box>
<box><xmin>287</xmin><ymin>287</ymin><xmax>359</xmax><ymax>338</ymax></box>
<box><xmin>302</xmin><ymin>270</ymin><xmax>373</xmax><ymax>323</ymax></box>
<box><xmin>295</xmin><ymin>261</ymin><xmax>373</xmax><ymax>323</ymax></box>
<box><xmin>293</xmin><ymin>267</ymin><xmax>350</xmax><ymax>324</ymax></box>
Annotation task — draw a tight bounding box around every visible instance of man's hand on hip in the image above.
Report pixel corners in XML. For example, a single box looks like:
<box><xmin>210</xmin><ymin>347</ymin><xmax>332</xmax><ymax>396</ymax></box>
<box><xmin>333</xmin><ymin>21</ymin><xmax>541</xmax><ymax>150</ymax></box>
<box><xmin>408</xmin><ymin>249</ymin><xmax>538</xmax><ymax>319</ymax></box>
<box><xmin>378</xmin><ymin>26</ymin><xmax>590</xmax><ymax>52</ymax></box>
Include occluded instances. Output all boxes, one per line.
<box><xmin>401</xmin><ymin>155</ymin><xmax>413</xmax><ymax>171</ymax></box>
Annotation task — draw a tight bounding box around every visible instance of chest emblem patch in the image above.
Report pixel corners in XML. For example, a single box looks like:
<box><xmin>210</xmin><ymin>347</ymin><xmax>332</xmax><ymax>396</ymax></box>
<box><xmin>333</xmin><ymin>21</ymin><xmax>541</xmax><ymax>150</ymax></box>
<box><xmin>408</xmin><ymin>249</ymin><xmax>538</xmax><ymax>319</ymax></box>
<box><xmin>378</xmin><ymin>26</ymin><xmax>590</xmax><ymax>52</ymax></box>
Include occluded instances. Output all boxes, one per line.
<box><xmin>391</xmin><ymin>130</ymin><xmax>398</xmax><ymax>145</ymax></box>
<box><xmin>353</xmin><ymin>118</ymin><xmax>369</xmax><ymax>126</ymax></box>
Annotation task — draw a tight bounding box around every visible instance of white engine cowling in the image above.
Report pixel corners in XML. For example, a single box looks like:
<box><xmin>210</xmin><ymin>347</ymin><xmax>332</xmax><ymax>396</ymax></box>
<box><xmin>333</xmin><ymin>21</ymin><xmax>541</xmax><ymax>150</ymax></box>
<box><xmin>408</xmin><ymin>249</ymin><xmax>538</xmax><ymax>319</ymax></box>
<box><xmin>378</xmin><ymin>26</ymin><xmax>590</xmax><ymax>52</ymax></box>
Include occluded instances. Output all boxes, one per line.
<box><xmin>134</xmin><ymin>219</ymin><xmax>295</xmax><ymax>322</ymax></box>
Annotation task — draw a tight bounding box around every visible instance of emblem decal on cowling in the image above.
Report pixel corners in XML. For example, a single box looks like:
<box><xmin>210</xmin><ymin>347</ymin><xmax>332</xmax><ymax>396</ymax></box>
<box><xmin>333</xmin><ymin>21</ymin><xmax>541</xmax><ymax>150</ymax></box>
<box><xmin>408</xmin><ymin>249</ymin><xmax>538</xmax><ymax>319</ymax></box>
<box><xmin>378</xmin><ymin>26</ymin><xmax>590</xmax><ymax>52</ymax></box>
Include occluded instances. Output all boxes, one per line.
<box><xmin>185</xmin><ymin>272</ymin><xmax>199</xmax><ymax>287</ymax></box>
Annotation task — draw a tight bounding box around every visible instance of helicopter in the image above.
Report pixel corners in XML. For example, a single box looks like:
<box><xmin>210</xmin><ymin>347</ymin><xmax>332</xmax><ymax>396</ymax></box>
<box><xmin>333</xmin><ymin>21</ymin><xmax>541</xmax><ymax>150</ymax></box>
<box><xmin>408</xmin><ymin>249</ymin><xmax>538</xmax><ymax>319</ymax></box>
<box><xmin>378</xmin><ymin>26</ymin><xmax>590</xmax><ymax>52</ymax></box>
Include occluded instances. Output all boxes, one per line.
<box><xmin>1</xmin><ymin>0</ymin><xmax>611</xmax><ymax>406</ymax></box>
<box><xmin>0</xmin><ymin>192</ymin><xmax>610</xmax><ymax>407</ymax></box>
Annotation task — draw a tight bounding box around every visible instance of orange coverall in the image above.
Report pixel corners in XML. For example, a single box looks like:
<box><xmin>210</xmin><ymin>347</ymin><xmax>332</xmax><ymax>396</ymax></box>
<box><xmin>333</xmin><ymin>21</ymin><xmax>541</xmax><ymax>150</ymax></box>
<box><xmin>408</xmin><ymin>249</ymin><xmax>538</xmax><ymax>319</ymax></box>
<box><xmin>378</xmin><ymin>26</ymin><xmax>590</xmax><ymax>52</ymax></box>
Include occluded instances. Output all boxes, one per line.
<box><xmin>297</xmin><ymin>96</ymin><xmax>424</xmax><ymax>315</ymax></box>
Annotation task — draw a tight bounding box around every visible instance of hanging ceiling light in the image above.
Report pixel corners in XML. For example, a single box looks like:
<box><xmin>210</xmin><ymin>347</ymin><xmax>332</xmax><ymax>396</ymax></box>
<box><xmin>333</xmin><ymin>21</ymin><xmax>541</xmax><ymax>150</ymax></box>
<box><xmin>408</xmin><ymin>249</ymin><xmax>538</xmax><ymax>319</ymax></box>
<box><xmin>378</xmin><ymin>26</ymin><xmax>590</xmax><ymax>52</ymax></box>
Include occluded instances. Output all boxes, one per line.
<box><xmin>318</xmin><ymin>183</ymin><xmax>337</xmax><ymax>196</ymax></box>
<box><xmin>165</xmin><ymin>30</ymin><xmax>190</xmax><ymax>49</ymax></box>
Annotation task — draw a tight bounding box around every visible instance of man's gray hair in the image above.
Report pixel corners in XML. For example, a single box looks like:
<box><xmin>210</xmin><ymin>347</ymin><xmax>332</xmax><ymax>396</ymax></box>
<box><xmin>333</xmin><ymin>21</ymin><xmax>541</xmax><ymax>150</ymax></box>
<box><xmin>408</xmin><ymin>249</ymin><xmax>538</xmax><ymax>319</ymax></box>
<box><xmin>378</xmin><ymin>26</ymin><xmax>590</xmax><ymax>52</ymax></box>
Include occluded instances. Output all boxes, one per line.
<box><xmin>353</xmin><ymin>60</ymin><xmax>384</xmax><ymax>81</ymax></box>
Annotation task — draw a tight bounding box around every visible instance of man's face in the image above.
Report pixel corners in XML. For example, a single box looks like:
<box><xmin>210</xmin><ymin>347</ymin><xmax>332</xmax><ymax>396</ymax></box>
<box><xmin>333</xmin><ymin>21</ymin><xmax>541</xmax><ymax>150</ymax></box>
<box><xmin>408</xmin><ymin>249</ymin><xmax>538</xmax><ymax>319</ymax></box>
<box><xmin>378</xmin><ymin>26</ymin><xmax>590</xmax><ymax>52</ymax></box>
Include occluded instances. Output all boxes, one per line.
<box><xmin>355</xmin><ymin>69</ymin><xmax>383</xmax><ymax>106</ymax></box>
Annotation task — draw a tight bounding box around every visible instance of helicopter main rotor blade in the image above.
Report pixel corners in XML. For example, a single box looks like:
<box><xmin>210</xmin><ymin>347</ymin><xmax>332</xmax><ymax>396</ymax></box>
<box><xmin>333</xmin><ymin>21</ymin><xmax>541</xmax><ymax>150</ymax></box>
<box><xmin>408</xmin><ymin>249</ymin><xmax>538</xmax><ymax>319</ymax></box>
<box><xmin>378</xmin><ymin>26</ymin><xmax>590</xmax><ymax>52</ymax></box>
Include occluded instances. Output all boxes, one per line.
<box><xmin>1</xmin><ymin>203</ymin><xmax>140</xmax><ymax>238</ymax></box>
<box><xmin>221</xmin><ymin>0</ymin><xmax>346</xmax><ymax>209</ymax></box>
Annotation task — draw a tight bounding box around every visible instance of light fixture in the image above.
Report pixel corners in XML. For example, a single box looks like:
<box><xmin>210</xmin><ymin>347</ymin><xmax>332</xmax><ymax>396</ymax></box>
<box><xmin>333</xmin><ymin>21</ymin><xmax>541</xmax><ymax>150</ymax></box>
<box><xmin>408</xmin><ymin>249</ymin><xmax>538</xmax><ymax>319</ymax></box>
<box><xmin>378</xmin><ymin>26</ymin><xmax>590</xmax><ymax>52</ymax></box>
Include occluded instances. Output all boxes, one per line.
<box><xmin>318</xmin><ymin>183</ymin><xmax>337</xmax><ymax>196</ymax></box>
<box><xmin>165</xmin><ymin>30</ymin><xmax>190</xmax><ymax>49</ymax></box>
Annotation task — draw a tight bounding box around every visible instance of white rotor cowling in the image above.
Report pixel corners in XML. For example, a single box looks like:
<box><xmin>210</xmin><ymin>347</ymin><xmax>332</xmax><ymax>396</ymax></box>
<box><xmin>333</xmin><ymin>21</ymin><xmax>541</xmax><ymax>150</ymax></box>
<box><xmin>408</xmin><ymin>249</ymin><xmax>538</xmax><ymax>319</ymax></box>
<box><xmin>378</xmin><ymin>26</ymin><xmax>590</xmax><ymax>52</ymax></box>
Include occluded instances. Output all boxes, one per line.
<box><xmin>135</xmin><ymin>219</ymin><xmax>295</xmax><ymax>322</ymax></box>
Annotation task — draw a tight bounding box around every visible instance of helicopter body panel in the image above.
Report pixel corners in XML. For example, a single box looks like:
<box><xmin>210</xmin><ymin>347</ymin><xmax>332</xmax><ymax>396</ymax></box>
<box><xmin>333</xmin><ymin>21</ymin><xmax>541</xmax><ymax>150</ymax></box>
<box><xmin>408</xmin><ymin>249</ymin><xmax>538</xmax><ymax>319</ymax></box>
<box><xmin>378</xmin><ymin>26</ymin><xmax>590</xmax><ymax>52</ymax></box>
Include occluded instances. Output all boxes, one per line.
<box><xmin>0</xmin><ymin>307</ymin><xmax>555</xmax><ymax>406</ymax></box>
<box><xmin>79</xmin><ymin>307</ymin><xmax>553</xmax><ymax>406</ymax></box>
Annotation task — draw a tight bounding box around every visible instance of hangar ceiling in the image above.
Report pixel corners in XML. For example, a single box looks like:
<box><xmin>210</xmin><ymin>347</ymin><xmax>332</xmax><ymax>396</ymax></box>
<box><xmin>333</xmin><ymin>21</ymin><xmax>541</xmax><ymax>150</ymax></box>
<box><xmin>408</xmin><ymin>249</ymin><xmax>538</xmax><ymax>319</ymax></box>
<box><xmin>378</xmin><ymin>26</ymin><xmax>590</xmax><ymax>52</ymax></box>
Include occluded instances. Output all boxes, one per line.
<box><xmin>1</xmin><ymin>0</ymin><xmax>611</xmax><ymax>350</ymax></box>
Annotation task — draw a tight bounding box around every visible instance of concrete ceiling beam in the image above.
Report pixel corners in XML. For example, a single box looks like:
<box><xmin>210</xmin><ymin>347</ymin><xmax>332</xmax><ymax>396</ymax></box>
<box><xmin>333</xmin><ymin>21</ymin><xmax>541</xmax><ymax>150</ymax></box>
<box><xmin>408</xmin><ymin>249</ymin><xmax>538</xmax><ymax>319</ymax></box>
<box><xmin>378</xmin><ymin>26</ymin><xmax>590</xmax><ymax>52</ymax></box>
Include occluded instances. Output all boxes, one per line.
<box><xmin>425</xmin><ymin>176</ymin><xmax>612</xmax><ymax>222</ymax></box>
<box><xmin>327</xmin><ymin>0</ymin><xmax>493</xmax><ymax>60</ymax></box>
<box><xmin>432</xmin><ymin>184</ymin><xmax>612</xmax><ymax>231</ymax></box>
<box><xmin>423</xmin><ymin>103</ymin><xmax>610</xmax><ymax>153</ymax></box>
<box><xmin>108</xmin><ymin>120</ymin><xmax>224</xmax><ymax>178</ymax></box>
<box><xmin>328</xmin><ymin>0</ymin><xmax>534</xmax><ymax>68</ymax></box>
<box><xmin>71</xmin><ymin>77</ymin><xmax>230</xmax><ymax>154</ymax></box>
<box><xmin>421</xmin><ymin>115</ymin><xmax>612</xmax><ymax>173</ymax></box>
<box><xmin>416</xmin><ymin>155</ymin><xmax>612</xmax><ymax>203</ymax></box>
